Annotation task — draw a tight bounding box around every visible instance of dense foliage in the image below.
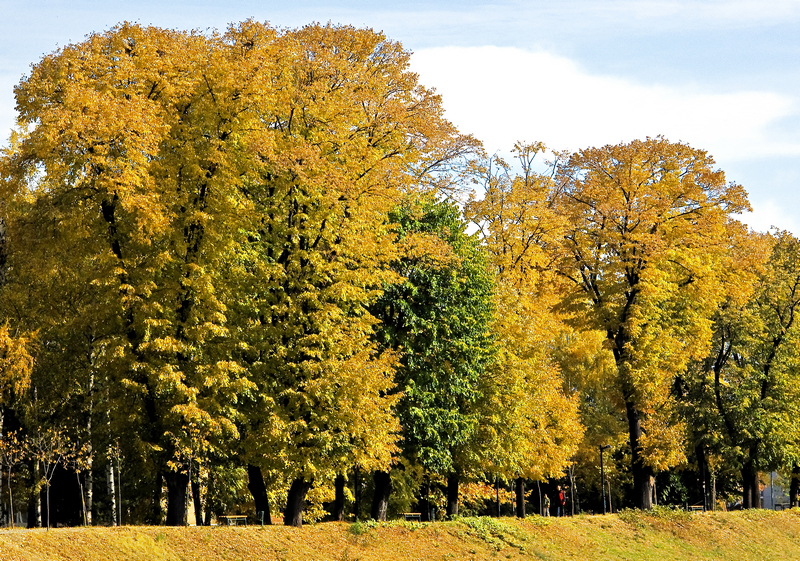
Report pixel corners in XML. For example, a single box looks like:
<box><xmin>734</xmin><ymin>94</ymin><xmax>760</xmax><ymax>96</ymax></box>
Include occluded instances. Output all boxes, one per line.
<box><xmin>0</xmin><ymin>20</ymin><xmax>796</xmax><ymax>529</ymax></box>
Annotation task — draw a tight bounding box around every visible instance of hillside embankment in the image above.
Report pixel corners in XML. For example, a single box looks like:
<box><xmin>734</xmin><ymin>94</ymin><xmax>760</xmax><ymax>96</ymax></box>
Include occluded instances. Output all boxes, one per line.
<box><xmin>1</xmin><ymin>508</ymin><xmax>799</xmax><ymax>561</ymax></box>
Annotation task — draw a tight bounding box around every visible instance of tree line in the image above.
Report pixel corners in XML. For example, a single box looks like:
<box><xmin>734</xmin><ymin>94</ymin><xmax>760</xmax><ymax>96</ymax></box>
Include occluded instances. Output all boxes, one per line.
<box><xmin>0</xmin><ymin>21</ymin><xmax>796</xmax><ymax>528</ymax></box>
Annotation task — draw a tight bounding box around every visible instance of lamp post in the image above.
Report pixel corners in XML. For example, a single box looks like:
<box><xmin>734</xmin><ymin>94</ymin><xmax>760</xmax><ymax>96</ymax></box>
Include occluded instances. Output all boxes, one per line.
<box><xmin>600</xmin><ymin>445</ymin><xmax>611</xmax><ymax>514</ymax></box>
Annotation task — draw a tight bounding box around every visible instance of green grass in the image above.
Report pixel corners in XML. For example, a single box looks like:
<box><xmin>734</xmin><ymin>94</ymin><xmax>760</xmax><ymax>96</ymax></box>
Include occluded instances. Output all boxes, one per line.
<box><xmin>0</xmin><ymin>509</ymin><xmax>799</xmax><ymax>560</ymax></box>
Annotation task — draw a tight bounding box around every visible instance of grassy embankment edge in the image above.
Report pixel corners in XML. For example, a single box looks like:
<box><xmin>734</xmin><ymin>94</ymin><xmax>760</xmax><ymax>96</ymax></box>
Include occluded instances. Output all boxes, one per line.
<box><xmin>1</xmin><ymin>507</ymin><xmax>799</xmax><ymax>560</ymax></box>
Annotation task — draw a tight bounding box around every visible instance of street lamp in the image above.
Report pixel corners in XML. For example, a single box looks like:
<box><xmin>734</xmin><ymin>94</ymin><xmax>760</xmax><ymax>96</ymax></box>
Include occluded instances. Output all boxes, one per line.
<box><xmin>600</xmin><ymin>445</ymin><xmax>611</xmax><ymax>514</ymax></box>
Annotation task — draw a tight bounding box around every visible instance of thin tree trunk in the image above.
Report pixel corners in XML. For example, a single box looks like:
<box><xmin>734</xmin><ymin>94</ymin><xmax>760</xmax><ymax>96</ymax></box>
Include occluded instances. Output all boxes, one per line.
<box><xmin>354</xmin><ymin>468</ymin><xmax>361</xmax><ymax>521</ymax></box>
<box><xmin>790</xmin><ymin>464</ymin><xmax>800</xmax><ymax>508</ymax></box>
<box><xmin>203</xmin><ymin>471</ymin><xmax>214</xmax><ymax>526</ymax></box>
<box><xmin>515</xmin><ymin>478</ymin><xmax>525</xmax><ymax>517</ymax></box>
<box><xmin>27</xmin><ymin>459</ymin><xmax>39</xmax><ymax>528</ymax></box>
<box><xmin>712</xmin><ymin>472</ymin><xmax>717</xmax><ymax>511</ymax></box>
<box><xmin>284</xmin><ymin>478</ymin><xmax>313</xmax><ymax>527</ymax></box>
<box><xmin>446</xmin><ymin>472</ymin><xmax>459</xmax><ymax>517</ymax></box>
<box><xmin>165</xmin><ymin>470</ymin><xmax>189</xmax><ymax>526</ymax></box>
<box><xmin>107</xmin><ymin>457</ymin><xmax>117</xmax><ymax>526</ymax></box>
<box><xmin>184</xmin><ymin>460</ymin><xmax>190</xmax><ymax>527</ymax></box>
<box><xmin>85</xmin><ymin>367</ymin><xmax>94</xmax><ymax>525</ymax></box>
<box><xmin>191</xmin><ymin>465</ymin><xmax>203</xmax><ymax>526</ymax></box>
<box><xmin>153</xmin><ymin>470</ymin><xmax>163</xmax><ymax>524</ymax></box>
<box><xmin>8</xmin><ymin>464</ymin><xmax>14</xmax><ymax>528</ymax></box>
<box><xmin>0</xmin><ymin>410</ymin><xmax>3</xmax><ymax>526</ymax></box>
<box><xmin>371</xmin><ymin>471</ymin><xmax>392</xmax><ymax>521</ymax></box>
<box><xmin>568</xmin><ymin>465</ymin><xmax>578</xmax><ymax>515</ymax></box>
<box><xmin>246</xmin><ymin>464</ymin><xmax>272</xmax><ymax>525</ymax></box>
<box><xmin>35</xmin><ymin>462</ymin><xmax>42</xmax><ymax>527</ymax></box>
<box><xmin>333</xmin><ymin>474</ymin><xmax>345</xmax><ymax>522</ymax></box>
<box><xmin>537</xmin><ymin>481</ymin><xmax>542</xmax><ymax>516</ymax></box>
<box><xmin>116</xmin><ymin>451</ymin><xmax>123</xmax><ymax>524</ymax></box>
<box><xmin>495</xmin><ymin>477</ymin><xmax>500</xmax><ymax>517</ymax></box>
<box><xmin>45</xmin><ymin>478</ymin><xmax>51</xmax><ymax>530</ymax></box>
<box><xmin>85</xmin><ymin>461</ymin><xmax>93</xmax><ymax>525</ymax></box>
<box><xmin>77</xmin><ymin>472</ymin><xmax>87</xmax><ymax>525</ymax></box>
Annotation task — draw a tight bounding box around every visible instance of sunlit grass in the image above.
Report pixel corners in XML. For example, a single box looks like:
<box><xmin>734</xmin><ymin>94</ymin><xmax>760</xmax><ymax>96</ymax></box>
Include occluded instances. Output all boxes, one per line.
<box><xmin>0</xmin><ymin>509</ymin><xmax>799</xmax><ymax>560</ymax></box>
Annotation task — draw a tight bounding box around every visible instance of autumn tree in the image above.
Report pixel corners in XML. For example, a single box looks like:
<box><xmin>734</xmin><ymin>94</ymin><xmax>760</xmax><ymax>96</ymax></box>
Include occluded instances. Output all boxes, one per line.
<box><xmin>0</xmin><ymin>23</ymin><xmax>263</xmax><ymax>524</ymax></box>
<box><xmin>549</xmin><ymin>137</ymin><xmax>749</xmax><ymax>509</ymax></box>
<box><xmin>0</xmin><ymin>16</ymin><xmax>481</xmax><ymax>526</ymax></box>
<box><xmin>465</xmin><ymin>143</ymin><xmax>583</xmax><ymax>514</ymax></box>
<box><xmin>218</xmin><ymin>23</ymin><xmax>477</xmax><ymax>526</ymax></box>
<box><xmin>685</xmin><ymin>229</ymin><xmax>800</xmax><ymax>508</ymax></box>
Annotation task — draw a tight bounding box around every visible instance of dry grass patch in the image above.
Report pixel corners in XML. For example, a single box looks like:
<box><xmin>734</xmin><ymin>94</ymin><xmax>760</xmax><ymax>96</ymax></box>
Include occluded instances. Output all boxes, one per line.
<box><xmin>0</xmin><ymin>510</ymin><xmax>799</xmax><ymax>561</ymax></box>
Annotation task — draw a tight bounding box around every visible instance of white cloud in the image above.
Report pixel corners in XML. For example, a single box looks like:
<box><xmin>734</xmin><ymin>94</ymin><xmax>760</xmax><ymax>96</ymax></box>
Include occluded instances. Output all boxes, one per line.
<box><xmin>410</xmin><ymin>46</ymin><xmax>800</xmax><ymax>160</ymax></box>
<box><xmin>740</xmin><ymin>200</ymin><xmax>800</xmax><ymax>235</ymax></box>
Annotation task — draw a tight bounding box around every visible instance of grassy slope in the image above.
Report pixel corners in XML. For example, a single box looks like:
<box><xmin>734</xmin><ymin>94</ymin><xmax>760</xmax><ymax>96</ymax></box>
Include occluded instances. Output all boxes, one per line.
<box><xmin>1</xmin><ymin>509</ymin><xmax>799</xmax><ymax>561</ymax></box>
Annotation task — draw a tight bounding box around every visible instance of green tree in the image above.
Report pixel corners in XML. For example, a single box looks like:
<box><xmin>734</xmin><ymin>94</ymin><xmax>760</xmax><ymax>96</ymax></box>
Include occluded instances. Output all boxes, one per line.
<box><xmin>371</xmin><ymin>197</ymin><xmax>496</xmax><ymax>518</ymax></box>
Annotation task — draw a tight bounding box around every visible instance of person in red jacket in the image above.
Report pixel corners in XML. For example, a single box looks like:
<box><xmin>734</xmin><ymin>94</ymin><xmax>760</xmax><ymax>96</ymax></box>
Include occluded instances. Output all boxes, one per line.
<box><xmin>557</xmin><ymin>485</ymin><xmax>566</xmax><ymax>516</ymax></box>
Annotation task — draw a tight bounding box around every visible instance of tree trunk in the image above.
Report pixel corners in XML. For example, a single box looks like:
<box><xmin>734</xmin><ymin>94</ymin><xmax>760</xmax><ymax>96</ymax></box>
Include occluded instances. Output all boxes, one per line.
<box><xmin>116</xmin><ymin>455</ymin><xmax>123</xmax><ymax>525</ymax></box>
<box><xmin>191</xmin><ymin>465</ymin><xmax>203</xmax><ymax>526</ymax></box>
<box><xmin>625</xmin><ymin>399</ymin><xmax>655</xmax><ymax>509</ymax></box>
<box><xmin>371</xmin><ymin>470</ymin><xmax>392</xmax><ymax>521</ymax></box>
<box><xmin>165</xmin><ymin>471</ymin><xmax>189</xmax><ymax>526</ymax></box>
<box><xmin>0</xmin><ymin>410</ymin><xmax>3</xmax><ymax>525</ymax></box>
<box><xmin>284</xmin><ymin>478</ymin><xmax>313</xmax><ymax>527</ymax></box>
<box><xmin>85</xmin><ymin>462</ymin><xmax>93</xmax><ymax>525</ymax></box>
<box><xmin>153</xmin><ymin>470</ymin><xmax>163</xmax><ymax>524</ymax></box>
<box><xmin>537</xmin><ymin>481</ymin><xmax>542</xmax><ymax>516</ymax></box>
<box><xmin>27</xmin><ymin>459</ymin><xmax>40</xmax><ymax>528</ymax></box>
<box><xmin>45</xmin><ymin>479</ymin><xmax>51</xmax><ymax>529</ymax></box>
<box><xmin>42</xmin><ymin>478</ymin><xmax>49</xmax><ymax>530</ymax></box>
<box><xmin>567</xmin><ymin>464</ymin><xmax>578</xmax><ymax>515</ymax></box>
<box><xmin>203</xmin><ymin>471</ymin><xmax>214</xmax><ymax>526</ymax></box>
<box><xmin>515</xmin><ymin>478</ymin><xmax>525</xmax><ymax>518</ymax></box>
<box><xmin>247</xmin><ymin>464</ymin><xmax>272</xmax><ymax>525</ymax></box>
<box><xmin>495</xmin><ymin>477</ymin><xmax>500</xmax><ymax>517</ymax></box>
<box><xmin>85</xmin><ymin>369</ymin><xmax>94</xmax><ymax>525</ymax></box>
<box><xmin>420</xmin><ymin>479</ymin><xmax>431</xmax><ymax>522</ymax></box>
<box><xmin>446</xmin><ymin>472</ymin><xmax>459</xmax><ymax>517</ymax></box>
<box><xmin>696</xmin><ymin>444</ymin><xmax>712</xmax><ymax>511</ymax></box>
<box><xmin>354</xmin><ymin>468</ymin><xmax>361</xmax><ymax>521</ymax></box>
<box><xmin>741</xmin><ymin>458</ymin><xmax>761</xmax><ymax>509</ymax></box>
<box><xmin>333</xmin><ymin>474</ymin><xmax>345</xmax><ymax>521</ymax></box>
<box><xmin>790</xmin><ymin>464</ymin><xmax>800</xmax><ymax>508</ymax></box>
<box><xmin>77</xmin><ymin>473</ymin><xmax>87</xmax><ymax>525</ymax></box>
<box><xmin>107</xmin><ymin>458</ymin><xmax>117</xmax><ymax>526</ymax></box>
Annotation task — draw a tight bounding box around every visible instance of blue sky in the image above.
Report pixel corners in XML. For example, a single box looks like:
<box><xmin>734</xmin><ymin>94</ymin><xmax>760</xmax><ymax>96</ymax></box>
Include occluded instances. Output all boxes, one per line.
<box><xmin>2</xmin><ymin>1</ymin><xmax>798</xmax><ymax>232</ymax></box>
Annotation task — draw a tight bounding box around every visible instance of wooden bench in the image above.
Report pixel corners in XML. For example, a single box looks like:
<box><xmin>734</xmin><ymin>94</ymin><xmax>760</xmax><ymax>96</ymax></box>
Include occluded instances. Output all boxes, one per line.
<box><xmin>220</xmin><ymin>515</ymin><xmax>248</xmax><ymax>526</ymax></box>
<box><xmin>402</xmin><ymin>512</ymin><xmax>422</xmax><ymax>522</ymax></box>
<box><xmin>687</xmin><ymin>505</ymin><xmax>704</xmax><ymax>512</ymax></box>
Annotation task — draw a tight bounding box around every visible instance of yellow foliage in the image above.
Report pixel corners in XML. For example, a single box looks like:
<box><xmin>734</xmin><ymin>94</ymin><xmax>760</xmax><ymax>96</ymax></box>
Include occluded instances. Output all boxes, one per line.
<box><xmin>0</xmin><ymin>324</ymin><xmax>34</xmax><ymax>405</ymax></box>
<box><xmin>467</xmin><ymin>143</ymin><xmax>584</xmax><ymax>481</ymax></box>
